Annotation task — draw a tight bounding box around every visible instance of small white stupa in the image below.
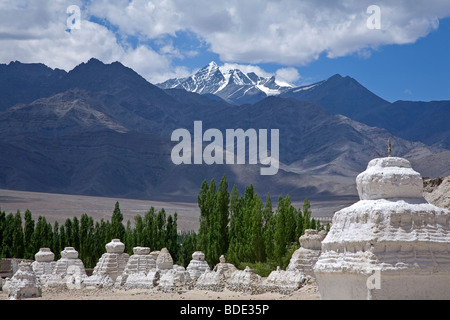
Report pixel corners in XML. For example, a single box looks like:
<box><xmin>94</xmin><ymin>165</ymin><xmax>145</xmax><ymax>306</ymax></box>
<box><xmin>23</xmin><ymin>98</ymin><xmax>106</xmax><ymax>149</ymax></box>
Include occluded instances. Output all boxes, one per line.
<box><xmin>119</xmin><ymin>246</ymin><xmax>156</xmax><ymax>289</ymax></box>
<box><xmin>85</xmin><ymin>239</ymin><xmax>129</xmax><ymax>288</ymax></box>
<box><xmin>3</xmin><ymin>261</ymin><xmax>42</xmax><ymax>299</ymax></box>
<box><xmin>186</xmin><ymin>251</ymin><xmax>210</xmax><ymax>280</ymax></box>
<box><xmin>156</xmin><ymin>247</ymin><xmax>173</xmax><ymax>271</ymax></box>
<box><xmin>314</xmin><ymin>154</ymin><xmax>450</xmax><ymax>300</ymax></box>
<box><xmin>155</xmin><ymin>248</ymin><xmax>192</xmax><ymax>291</ymax></box>
<box><xmin>46</xmin><ymin>247</ymin><xmax>87</xmax><ymax>288</ymax></box>
<box><xmin>213</xmin><ymin>255</ymin><xmax>237</xmax><ymax>276</ymax></box>
<box><xmin>287</xmin><ymin>229</ymin><xmax>327</xmax><ymax>277</ymax></box>
<box><xmin>228</xmin><ymin>266</ymin><xmax>262</xmax><ymax>295</ymax></box>
<box><xmin>195</xmin><ymin>255</ymin><xmax>236</xmax><ymax>292</ymax></box>
<box><xmin>31</xmin><ymin>248</ymin><xmax>56</xmax><ymax>283</ymax></box>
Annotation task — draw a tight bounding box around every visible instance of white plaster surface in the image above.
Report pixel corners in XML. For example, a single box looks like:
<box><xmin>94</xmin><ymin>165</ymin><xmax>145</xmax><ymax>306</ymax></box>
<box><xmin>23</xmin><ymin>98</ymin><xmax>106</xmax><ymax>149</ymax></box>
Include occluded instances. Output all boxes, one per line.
<box><xmin>314</xmin><ymin>157</ymin><xmax>450</xmax><ymax>300</ymax></box>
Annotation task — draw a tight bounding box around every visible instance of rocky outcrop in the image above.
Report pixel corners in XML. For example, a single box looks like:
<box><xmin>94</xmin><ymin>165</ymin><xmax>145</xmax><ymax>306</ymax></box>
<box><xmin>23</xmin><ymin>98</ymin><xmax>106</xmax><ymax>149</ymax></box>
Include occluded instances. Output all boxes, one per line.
<box><xmin>3</xmin><ymin>261</ymin><xmax>42</xmax><ymax>299</ymax></box>
<box><xmin>156</xmin><ymin>248</ymin><xmax>173</xmax><ymax>271</ymax></box>
<box><xmin>145</xmin><ymin>269</ymin><xmax>161</xmax><ymax>288</ymax></box>
<box><xmin>314</xmin><ymin>157</ymin><xmax>450</xmax><ymax>300</ymax></box>
<box><xmin>424</xmin><ymin>176</ymin><xmax>450</xmax><ymax>209</ymax></box>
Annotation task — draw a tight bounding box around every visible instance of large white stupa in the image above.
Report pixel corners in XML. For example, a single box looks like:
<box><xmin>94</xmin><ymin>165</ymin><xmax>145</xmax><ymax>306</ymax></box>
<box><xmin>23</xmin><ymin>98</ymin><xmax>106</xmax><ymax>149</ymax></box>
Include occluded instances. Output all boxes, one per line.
<box><xmin>314</xmin><ymin>156</ymin><xmax>450</xmax><ymax>299</ymax></box>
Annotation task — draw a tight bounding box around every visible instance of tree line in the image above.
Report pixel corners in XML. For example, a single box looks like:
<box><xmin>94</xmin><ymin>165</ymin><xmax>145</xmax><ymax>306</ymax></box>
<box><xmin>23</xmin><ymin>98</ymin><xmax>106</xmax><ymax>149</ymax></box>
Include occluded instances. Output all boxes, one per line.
<box><xmin>0</xmin><ymin>175</ymin><xmax>328</xmax><ymax>271</ymax></box>
<box><xmin>195</xmin><ymin>176</ymin><xmax>327</xmax><ymax>270</ymax></box>
<box><xmin>0</xmin><ymin>201</ymin><xmax>179</xmax><ymax>268</ymax></box>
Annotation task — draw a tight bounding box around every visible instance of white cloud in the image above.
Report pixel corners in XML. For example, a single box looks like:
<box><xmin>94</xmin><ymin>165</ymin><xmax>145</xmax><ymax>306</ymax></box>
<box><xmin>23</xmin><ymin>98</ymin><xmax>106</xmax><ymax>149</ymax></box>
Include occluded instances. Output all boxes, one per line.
<box><xmin>275</xmin><ymin>68</ymin><xmax>301</xmax><ymax>84</ymax></box>
<box><xmin>1</xmin><ymin>0</ymin><xmax>450</xmax><ymax>84</ymax></box>
<box><xmin>0</xmin><ymin>0</ymin><xmax>193</xmax><ymax>84</ymax></box>
<box><xmin>84</xmin><ymin>0</ymin><xmax>450</xmax><ymax>66</ymax></box>
<box><xmin>121</xmin><ymin>45</ymin><xmax>191</xmax><ymax>83</ymax></box>
<box><xmin>219</xmin><ymin>63</ymin><xmax>273</xmax><ymax>78</ymax></box>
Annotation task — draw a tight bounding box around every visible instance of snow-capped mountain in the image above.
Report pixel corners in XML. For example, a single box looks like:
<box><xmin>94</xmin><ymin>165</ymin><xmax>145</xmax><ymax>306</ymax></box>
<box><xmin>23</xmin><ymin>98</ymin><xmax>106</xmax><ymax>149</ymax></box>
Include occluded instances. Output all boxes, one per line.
<box><xmin>157</xmin><ymin>61</ymin><xmax>293</xmax><ymax>105</ymax></box>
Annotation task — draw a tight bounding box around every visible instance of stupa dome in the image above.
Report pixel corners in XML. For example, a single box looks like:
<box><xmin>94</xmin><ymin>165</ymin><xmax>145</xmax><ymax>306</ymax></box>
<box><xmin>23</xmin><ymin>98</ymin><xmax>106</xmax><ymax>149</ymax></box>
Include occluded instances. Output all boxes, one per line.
<box><xmin>34</xmin><ymin>248</ymin><xmax>55</xmax><ymax>262</ymax></box>
<box><xmin>356</xmin><ymin>157</ymin><xmax>423</xmax><ymax>201</ymax></box>
<box><xmin>106</xmin><ymin>239</ymin><xmax>126</xmax><ymax>253</ymax></box>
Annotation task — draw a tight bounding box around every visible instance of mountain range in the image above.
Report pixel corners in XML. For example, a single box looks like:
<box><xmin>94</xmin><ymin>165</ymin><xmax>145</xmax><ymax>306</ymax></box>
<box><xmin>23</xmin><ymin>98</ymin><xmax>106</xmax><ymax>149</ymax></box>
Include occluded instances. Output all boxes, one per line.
<box><xmin>159</xmin><ymin>62</ymin><xmax>450</xmax><ymax>150</ymax></box>
<box><xmin>0</xmin><ymin>58</ymin><xmax>449</xmax><ymax>203</ymax></box>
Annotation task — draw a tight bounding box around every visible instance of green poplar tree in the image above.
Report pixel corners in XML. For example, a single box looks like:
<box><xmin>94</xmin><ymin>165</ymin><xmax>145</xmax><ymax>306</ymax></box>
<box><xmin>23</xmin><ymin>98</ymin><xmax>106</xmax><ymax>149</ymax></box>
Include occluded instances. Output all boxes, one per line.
<box><xmin>295</xmin><ymin>207</ymin><xmax>304</xmax><ymax>241</ymax></box>
<box><xmin>53</xmin><ymin>221</ymin><xmax>61</xmax><ymax>260</ymax></box>
<box><xmin>274</xmin><ymin>196</ymin><xmax>288</xmax><ymax>265</ymax></box>
<box><xmin>12</xmin><ymin>210</ymin><xmax>24</xmax><ymax>258</ymax></box>
<box><xmin>197</xmin><ymin>178</ymin><xmax>217</xmax><ymax>260</ymax></box>
<box><xmin>111</xmin><ymin>201</ymin><xmax>125</xmax><ymax>241</ymax></box>
<box><xmin>124</xmin><ymin>220</ymin><xmax>135</xmax><ymax>255</ymax></box>
<box><xmin>134</xmin><ymin>214</ymin><xmax>144</xmax><ymax>246</ymax></box>
<box><xmin>64</xmin><ymin>218</ymin><xmax>73</xmax><ymax>247</ymax></box>
<box><xmin>227</xmin><ymin>184</ymin><xmax>241</xmax><ymax>265</ymax></box>
<box><xmin>59</xmin><ymin>225</ymin><xmax>66</xmax><ymax>252</ymax></box>
<box><xmin>0</xmin><ymin>210</ymin><xmax>6</xmax><ymax>258</ymax></box>
<box><xmin>284</xmin><ymin>195</ymin><xmax>297</xmax><ymax>244</ymax></box>
<box><xmin>250</xmin><ymin>196</ymin><xmax>264</xmax><ymax>262</ymax></box>
<box><xmin>32</xmin><ymin>216</ymin><xmax>48</xmax><ymax>254</ymax></box>
<box><xmin>302</xmin><ymin>199</ymin><xmax>312</xmax><ymax>233</ymax></box>
<box><xmin>24</xmin><ymin>209</ymin><xmax>35</xmax><ymax>259</ymax></box>
<box><xmin>263</xmin><ymin>193</ymin><xmax>275</xmax><ymax>261</ymax></box>
<box><xmin>79</xmin><ymin>213</ymin><xmax>94</xmax><ymax>266</ymax></box>
<box><xmin>2</xmin><ymin>213</ymin><xmax>14</xmax><ymax>258</ymax></box>
<box><xmin>45</xmin><ymin>220</ymin><xmax>53</xmax><ymax>249</ymax></box>
<box><xmin>209</xmin><ymin>175</ymin><xmax>229</xmax><ymax>265</ymax></box>
<box><xmin>72</xmin><ymin>216</ymin><xmax>80</xmax><ymax>250</ymax></box>
<box><xmin>143</xmin><ymin>207</ymin><xmax>156</xmax><ymax>249</ymax></box>
<box><xmin>155</xmin><ymin>208</ymin><xmax>166</xmax><ymax>250</ymax></box>
<box><xmin>166</xmin><ymin>213</ymin><xmax>179</xmax><ymax>261</ymax></box>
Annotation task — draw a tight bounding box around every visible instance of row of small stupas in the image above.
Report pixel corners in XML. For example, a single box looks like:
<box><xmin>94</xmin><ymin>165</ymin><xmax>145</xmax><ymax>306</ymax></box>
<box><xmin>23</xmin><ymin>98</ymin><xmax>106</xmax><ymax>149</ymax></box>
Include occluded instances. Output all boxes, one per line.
<box><xmin>2</xmin><ymin>230</ymin><xmax>323</xmax><ymax>299</ymax></box>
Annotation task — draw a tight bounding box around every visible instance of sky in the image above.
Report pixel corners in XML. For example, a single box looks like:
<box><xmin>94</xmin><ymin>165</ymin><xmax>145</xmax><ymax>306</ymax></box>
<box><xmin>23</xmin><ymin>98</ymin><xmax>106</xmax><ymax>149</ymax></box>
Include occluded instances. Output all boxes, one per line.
<box><xmin>1</xmin><ymin>0</ymin><xmax>450</xmax><ymax>102</ymax></box>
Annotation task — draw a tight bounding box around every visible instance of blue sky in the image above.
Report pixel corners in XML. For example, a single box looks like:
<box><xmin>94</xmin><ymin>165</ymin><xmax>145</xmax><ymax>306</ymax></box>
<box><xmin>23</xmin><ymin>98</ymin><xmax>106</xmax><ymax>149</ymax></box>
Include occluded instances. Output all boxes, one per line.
<box><xmin>1</xmin><ymin>0</ymin><xmax>450</xmax><ymax>103</ymax></box>
<box><xmin>159</xmin><ymin>17</ymin><xmax>450</xmax><ymax>102</ymax></box>
<box><xmin>297</xmin><ymin>17</ymin><xmax>450</xmax><ymax>102</ymax></box>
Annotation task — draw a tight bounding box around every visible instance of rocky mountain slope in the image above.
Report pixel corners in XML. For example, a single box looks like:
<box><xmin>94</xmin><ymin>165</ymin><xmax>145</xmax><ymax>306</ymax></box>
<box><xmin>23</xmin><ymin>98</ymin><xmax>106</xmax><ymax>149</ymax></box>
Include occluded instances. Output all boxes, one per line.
<box><xmin>157</xmin><ymin>61</ymin><xmax>292</xmax><ymax>105</ymax></box>
<box><xmin>423</xmin><ymin>176</ymin><xmax>450</xmax><ymax>209</ymax></box>
<box><xmin>0</xmin><ymin>58</ymin><xmax>447</xmax><ymax>202</ymax></box>
<box><xmin>161</xmin><ymin>65</ymin><xmax>450</xmax><ymax>150</ymax></box>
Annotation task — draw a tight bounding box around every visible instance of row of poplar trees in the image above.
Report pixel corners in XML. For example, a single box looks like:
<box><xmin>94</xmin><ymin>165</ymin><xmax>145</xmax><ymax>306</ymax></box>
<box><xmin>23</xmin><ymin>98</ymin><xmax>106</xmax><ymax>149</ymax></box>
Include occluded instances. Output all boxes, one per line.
<box><xmin>0</xmin><ymin>202</ymin><xmax>179</xmax><ymax>268</ymax></box>
<box><xmin>0</xmin><ymin>175</ymin><xmax>325</xmax><ymax>269</ymax></box>
<box><xmin>196</xmin><ymin>176</ymin><xmax>325</xmax><ymax>267</ymax></box>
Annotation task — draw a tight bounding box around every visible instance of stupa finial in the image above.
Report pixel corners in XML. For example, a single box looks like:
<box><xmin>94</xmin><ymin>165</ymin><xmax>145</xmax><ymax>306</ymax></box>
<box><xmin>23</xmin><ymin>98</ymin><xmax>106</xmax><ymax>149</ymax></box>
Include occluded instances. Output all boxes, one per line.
<box><xmin>388</xmin><ymin>138</ymin><xmax>392</xmax><ymax>157</ymax></box>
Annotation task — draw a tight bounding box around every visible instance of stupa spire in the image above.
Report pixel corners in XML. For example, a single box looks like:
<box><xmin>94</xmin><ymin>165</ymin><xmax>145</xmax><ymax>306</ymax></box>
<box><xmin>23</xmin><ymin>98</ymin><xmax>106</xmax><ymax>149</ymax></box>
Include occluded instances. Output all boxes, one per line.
<box><xmin>388</xmin><ymin>138</ymin><xmax>392</xmax><ymax>157</ymax></box>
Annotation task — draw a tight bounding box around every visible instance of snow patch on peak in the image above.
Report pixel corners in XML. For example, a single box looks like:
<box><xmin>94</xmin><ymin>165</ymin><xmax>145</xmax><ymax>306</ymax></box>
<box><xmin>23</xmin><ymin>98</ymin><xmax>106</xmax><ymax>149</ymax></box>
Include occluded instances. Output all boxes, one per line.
<box><xmin>157</xmin><ymin>61</ymin><xmax>294</xmax><ymax>104</ymax></box>
<box><xmin>256</xmin><ymin>85</ymin><xmax>281</xmax><ymax>96</ymax></box>
<box><xmin>293</xmin><ymin>82</ymin><xmax>323</xmax><ymax>93</ymax></box>
<box><xmin>208</xmin><ymin>61</ymin><xmax>218</xmax><ymax>68</ymax></box>
<box><xmin>274</xmin><ymin>79</ymin><xmax>294</xmax><ymax>88</ymax></box>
